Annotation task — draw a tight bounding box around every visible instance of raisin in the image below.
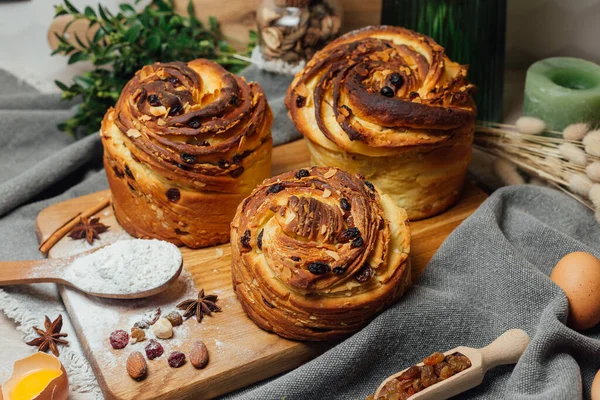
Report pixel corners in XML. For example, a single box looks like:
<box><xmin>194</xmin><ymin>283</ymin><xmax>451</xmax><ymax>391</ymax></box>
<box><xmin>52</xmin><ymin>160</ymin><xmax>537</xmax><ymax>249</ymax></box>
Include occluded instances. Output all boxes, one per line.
<box><xmin>307</xmin><ymin>262</ymin><xmax>331</xmax><ymax>275</ymax></box>
<box><xmin>421</xmin><ymin>365</ymin><xmax>438</xmax><ymax>388</ymax></box>
<box><xmin>398</xmin><ymin>366</ymin><xmax>421</xmax><ymax>380</ymax></box>
<box><xmin>295</xmin><ymin>169</ymin><xmax>310</xmax><ymax>179</ymax></box>
<box><xmin>380</xmin><ymin>86</ymin><xmax>395</xmax><ymax>97</ymax></box>
<box><xmin>181</xmin><ymin>152</ymin><xmax>196</xmax><ymax>163</ymax></box>
<box><xmin>262</xmin><ymin>297</ymin><xmax>275</xmax><ymax>308</ymax></box>
<box><xmin>145</xmin><ymin>339</ymin><xmax>164</xmax><ymax>360</ymax></box>
<box><xmin>168</xmin><ymin>351</ymin><xmax>186</xmax><ymax>368</ymax></box>
<box><xmin>332</xmin><ymin>266</ymin><xmax>346</xmax><ymax>275</ymax></box>
<box><xmin>147</xmin><ymin>94</ymin><xmax>161</xmax><ymax>106</ymax></box>
<box><xmin>166</xmin><ymin>76</ymin><xmax>180</xmax><ymax>85</ymax></box>
<box><xmin>230</xmin><ymin>167</ymin><xmax>245</xmax><ymax>178</ymax></box>
<box><xmin>338</xmin><ymin>227</ymin><xmax>360</xmax><ymax>243</ymax></box>
<box><xmin>296</xmin><ymin>95</ymin><xmax>306</xmax><ymax>108</ymax></box>
<box><xmin>438</xmin><ymin>364</ymin><xmax>456</xmax><ymax>380</ymax></box>
<box><xmin>240</xmin><ymin>229</ymin><xmax>251</xmax><ymax>249</ymax></box>
<box><xmin>412</xmin><ymin>378</ymin><xmax>424</xmax><ymax>392</ymax></box>
<box><xmin>166</xmin><ymin>188</ymin><xmax>180</xmax><ymax>202</ymax></box>
<box><xmin>199</xmin><ymin>140</ymin><xmax>210</xmax><ymax>146</ymax></box>
<box><xmin>267</xmin><ymin>183</ymin><xmax>285</xmax><ymax>194</ymax></box>
<box><xmin>168</xmin><ymin>104</ymin><xmax>183</xmax><ymax>116</ymax></box>
<box><xmin>390</xmin><ymin>72</ymin><xmax>403</xmax><ymax>87</ymax></box>
<box><xmin>446</xmin><ymin>353</ymin><xmax>471</xmax><ymax>372</ymax></box>
<box><xmin>423</xmin><ymin>352</ymin><xmax>445</xmax><ymax>366</ymax></box>
<box><xmin>351</xmin><ymin>236</ymin><xmax>364</xmax><ymax>248</ymax></box>
<box><xmin>188</xmin><ymin>118</ymin><xmax>201</xmax><ymax>129</ymax></box>
<box><xmin>109</xmin><ymin>330</ymin><xmax>129</xmax><ymax>349</ymax></box>
<box><xmin>354</xmin><ymin>263</ymin><xmax>373</xmax><ymax>283</ymax></box>
<box><xmin>257</xmin><ymin>229</ymin><xmax>264</xmax><ymax>250</ymax></box>
<box><xmin>229</xmin><ymin>95</ymin><xmax>239</xmax><ymax>106</ymax></box>
<box><xmin>340</xmin><ymin>198</ymin><xmax>351</xmax><ymax>211</ymax></box>
<box><xmin>232</xmin><ymin>154</ymin><xmax>243</xmax><ymax>165</ymax></box>
<box><xmin>166</xmin><ymin>311</ymin><xmax>183</xmax><ymax>327</ymax></box>
<box><xmin>217</xmin><ymin>159</ymin><xmax>229</xmax><ymax>169</ymax></box>
<box><xmin>364</xmin><ymin>180</ymin><xmax>375</xmax><ymax>191</ymax></box>
<box><xmin>125</xmin><ymin>165</ymin><xmax>134</xmax><ymax>180</ymax></box>
<box><xmin>291</xmin><ymin>256</ymin><xmax>301</xmax><ymax>262</ymax></box>
<box><xmin>409</xmin><ymin>91</ymin><xmax>419</xmax><ymax>100</ymax></box>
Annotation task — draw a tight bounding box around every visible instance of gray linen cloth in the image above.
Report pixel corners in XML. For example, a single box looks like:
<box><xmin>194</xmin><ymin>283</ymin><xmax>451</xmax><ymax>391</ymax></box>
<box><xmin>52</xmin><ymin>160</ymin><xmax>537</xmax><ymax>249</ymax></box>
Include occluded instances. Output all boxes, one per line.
<box><xmin>1</xmin><ymin>67</ymin><xmax>599</xmax><ymax>399</ymax></box>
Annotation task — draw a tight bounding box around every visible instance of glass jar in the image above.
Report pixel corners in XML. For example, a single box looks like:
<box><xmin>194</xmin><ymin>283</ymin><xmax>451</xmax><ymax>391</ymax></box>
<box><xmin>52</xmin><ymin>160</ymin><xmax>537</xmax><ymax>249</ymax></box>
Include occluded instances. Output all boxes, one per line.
<box><xmin>381</xmin><ymin>0</ymin><xmax>507</xmax><ymax>122</ymax></box>
<box><xmin>257</xmin><ymin>0</ymin><xmax>343</xmax><ymax>64</ymax></box>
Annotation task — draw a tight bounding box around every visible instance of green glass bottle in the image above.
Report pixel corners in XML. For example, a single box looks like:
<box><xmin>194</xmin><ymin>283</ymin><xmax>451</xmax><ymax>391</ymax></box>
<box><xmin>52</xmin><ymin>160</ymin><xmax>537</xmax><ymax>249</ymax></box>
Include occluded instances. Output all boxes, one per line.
<box><xmin>381</xmin><ymin>0</ymin><xmax>506</xmax><ymax>122</ymax></box>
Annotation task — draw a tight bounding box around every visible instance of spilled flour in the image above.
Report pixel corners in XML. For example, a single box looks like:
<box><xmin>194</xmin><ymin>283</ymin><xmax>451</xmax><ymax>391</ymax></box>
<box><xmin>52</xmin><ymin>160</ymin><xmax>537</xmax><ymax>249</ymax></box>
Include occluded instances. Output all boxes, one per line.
<box><xmin>65</xmin><ymin>239</ymin><xmax>182</xmax><ymax>295</ymax></box>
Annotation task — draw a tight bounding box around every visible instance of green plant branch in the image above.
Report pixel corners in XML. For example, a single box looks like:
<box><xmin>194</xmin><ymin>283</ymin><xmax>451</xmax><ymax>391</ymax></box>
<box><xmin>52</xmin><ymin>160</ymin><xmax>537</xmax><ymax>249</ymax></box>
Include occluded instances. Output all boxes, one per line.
<box><xmin>52</xmin><ymin>0</ymin><xmax>256</xmax><ymax>136</ymax></box>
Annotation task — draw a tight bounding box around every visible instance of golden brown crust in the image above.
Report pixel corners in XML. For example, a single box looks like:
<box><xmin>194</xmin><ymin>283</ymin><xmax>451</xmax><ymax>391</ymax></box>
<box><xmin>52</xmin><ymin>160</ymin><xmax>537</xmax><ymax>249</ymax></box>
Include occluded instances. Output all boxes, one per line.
<box><xmin>284</xmin><ymin>25</ymin><xmax>476</xmax><ymax>219</ymax></box>
<box><xmin>101</xmin><ymin>59</ymin><xmax>273</xmax><ymax>248</ymax></box>
<box><xmin>230</xmin><ymin>167</ymin><xmax>411</xmax><ymax>341</ymax></box>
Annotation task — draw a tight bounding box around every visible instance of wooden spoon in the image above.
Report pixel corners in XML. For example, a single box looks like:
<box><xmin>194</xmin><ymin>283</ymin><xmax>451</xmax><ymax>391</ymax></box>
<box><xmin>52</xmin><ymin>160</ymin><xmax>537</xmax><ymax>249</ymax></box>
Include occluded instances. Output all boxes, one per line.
<box><xmin>374</xmin><ymin>329</ymin><xmax>530</xmax><ymax>400</ymax></box>
<box><xmin>0</xmin><ymin>245</ymin><xmax>183</xmax><ymax>300</ymax></box>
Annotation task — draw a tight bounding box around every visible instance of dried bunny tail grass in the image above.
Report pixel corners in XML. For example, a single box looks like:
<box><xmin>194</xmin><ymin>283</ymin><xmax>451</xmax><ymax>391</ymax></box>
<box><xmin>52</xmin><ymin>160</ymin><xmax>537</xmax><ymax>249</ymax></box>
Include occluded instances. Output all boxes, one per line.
<box><xmin>493</xmin><ymin>158</ymin><xmax>525</xmax><ymax>185</ymax></box>
<box><xmin>515</xmin><ymin>116</ymin><xmax>546</xmax><ymax>135</ymax></box>
<box><xmin>586</xmin><ymin>162</ymin><xmax>600</xmax><ymax>182</ymax></box>
<box><xmin>583</xmin><ymin>129</ymin><xmax>600</xmax><ymax>157</ymax></box>
<box><xmin>589</xmin><ymin>184</ymin><xmax>600</xmax><ymax>207</ymax></box>
<box><xmin>569</xmin><ymin>173</ymin><xmax>593</xmax><ymax>197</ymax></box>
<box><xmin>563</xmin><ymin>122</ymin><xmax>589</xmax><ymax>141</ymax></box>
<box><xmin>559</xmin><ymin>143</ymin><xmax>588</xmax><ymax>166</ymax></box>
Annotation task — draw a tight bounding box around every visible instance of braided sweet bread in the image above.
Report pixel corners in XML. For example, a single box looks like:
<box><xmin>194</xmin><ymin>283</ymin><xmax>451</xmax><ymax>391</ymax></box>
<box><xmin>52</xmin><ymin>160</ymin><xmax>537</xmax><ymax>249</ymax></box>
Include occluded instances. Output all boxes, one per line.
<box><xmin>285</xmin><ymin>26</ymin><xmax>476</xmax><ymax>220</ymax></box>
<box><xmin>102</xmin><ymin>59</ymin><xmax>273</xmax><ymax>248</ymax></box>
<box><xmin>231</xmin><ymin>167</ymin><xmax>411</xmax><ymax>341</ymax></box>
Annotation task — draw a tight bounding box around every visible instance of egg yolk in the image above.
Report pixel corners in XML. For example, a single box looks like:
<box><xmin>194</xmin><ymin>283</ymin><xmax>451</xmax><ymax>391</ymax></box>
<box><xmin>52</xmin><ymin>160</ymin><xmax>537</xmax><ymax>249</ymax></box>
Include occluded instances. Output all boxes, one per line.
<box><xmin>9</xmin><ymin>369</ymin><xmax>62</xmax><ymax>400</ymax></box>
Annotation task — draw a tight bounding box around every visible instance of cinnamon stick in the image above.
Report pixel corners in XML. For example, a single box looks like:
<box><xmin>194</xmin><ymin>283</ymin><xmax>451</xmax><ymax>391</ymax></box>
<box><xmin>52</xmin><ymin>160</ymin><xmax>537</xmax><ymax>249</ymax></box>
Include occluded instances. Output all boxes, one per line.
<box><xmin>39</xmin><ymin>196</ymin><xmax>111</xmax><ymax>256</ymax></box>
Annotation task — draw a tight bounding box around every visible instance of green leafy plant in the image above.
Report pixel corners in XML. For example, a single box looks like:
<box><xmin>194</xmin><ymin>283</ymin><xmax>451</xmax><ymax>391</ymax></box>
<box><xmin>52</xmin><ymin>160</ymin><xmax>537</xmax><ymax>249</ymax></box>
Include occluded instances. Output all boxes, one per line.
<box><xmin>52</xmin><ymin>0</ymin><xmax>256</xmax><ymax>136</ymax></box>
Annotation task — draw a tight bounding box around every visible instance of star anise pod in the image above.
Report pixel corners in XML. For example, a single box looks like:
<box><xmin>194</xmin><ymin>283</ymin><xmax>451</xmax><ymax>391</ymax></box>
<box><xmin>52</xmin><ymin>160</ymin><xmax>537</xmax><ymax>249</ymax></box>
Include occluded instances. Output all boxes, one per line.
<box><xmin>176</xmin><ymin>289</ymin><xmax>221</xmax><ymax>323</ymax></box>
<box><xmin>25</xmin><ymin>314</ymin><xmax>69</xmax><ymax>357</ymax></box>
<box><xmin>68</xmin><ymin>216</ymin><xmax>109</xmax><ymax>244</ymax></box>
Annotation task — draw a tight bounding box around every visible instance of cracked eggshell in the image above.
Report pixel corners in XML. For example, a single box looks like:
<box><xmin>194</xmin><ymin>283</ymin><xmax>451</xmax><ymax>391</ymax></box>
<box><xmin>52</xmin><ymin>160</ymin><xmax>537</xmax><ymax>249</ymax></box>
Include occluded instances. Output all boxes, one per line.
<box><xmin>1</xmin><ymin>352</ymin><xmax>68</xmax><ymax>400</ymax></box>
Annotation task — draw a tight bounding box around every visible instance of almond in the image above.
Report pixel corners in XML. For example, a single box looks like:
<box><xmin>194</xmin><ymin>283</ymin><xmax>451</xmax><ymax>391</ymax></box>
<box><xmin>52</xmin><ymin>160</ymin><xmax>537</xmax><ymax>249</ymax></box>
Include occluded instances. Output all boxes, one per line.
<box><xmin>127</xmin><ymin>351</ymin><xmax>147</xmax><ymax>380</ymax></box>
<box><xmin>189</xmin><ymin>340</ymin><xmax>209</xmax><ymax>369</ymax></box>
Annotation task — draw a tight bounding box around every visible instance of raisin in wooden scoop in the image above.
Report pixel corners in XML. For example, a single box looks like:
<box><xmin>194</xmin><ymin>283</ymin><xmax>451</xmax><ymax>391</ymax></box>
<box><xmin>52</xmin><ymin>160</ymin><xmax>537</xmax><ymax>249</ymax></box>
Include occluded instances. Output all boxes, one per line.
<box><xmin>373</xmin><ymin>329</ymin><xmax>530</xmax><ymax>400</ymax></box>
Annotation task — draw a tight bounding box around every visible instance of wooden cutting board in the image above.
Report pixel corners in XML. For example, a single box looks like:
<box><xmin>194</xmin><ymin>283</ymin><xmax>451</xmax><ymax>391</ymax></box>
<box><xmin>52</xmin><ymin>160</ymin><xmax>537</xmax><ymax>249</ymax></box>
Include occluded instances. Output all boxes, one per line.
<box><xmin>35</xmin><ymin>139</ymin><xmax>487</xmax><ymax>400</ymax></box>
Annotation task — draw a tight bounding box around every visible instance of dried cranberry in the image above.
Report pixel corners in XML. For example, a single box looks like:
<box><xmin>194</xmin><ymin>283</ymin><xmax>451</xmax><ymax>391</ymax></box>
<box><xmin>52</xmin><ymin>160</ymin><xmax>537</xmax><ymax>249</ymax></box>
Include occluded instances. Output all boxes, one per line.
<box><xmin>380</xmin><ymin>86</ymin><xmax>395</xmax><ymax>97</ymax></box>
<box><xmin>240</xmin><ymin>229</ymin><xmax>251</xmax><ymax>249</ymax></box>
<box><xmin>296</xmin><ymin>95</ymin><xmax>306</xmax><ymax>108</ymax></box>
<box><xmin>354</xmin><ymin>263</ymin><xmax>373</xmax><ymax>283</ymax></box>
<box><xmin>295</xmin><ymin>169</ymin><xmax>310</xmax><ymax>179</ymax></box>
<box><xmin>267</xmin><ymin>183</ymin><xmax>284</xmax><ymax>194</ymax></box>
<box><xmin>168</xmin><ymin>351</ymin><xmax>186</xmax><ymax>368</ymax></box>
<box><xmin>181</xmin><ymin>152</ymin><xmax>195</xmax><ymax>163</ymax></box>
<box><xmin>147</xmin><ymin>94</ymin><xmax>161</xmax><ymax>106</ymax></box>
<box><xmin>188</xmin><ymin>118</ymin><xmax>201</xmax><ymax>129</ymax></box>
<box><xmin>351</xmin><ymin>236</ymin><xmax>364</xmax><ymax>248</ymax></box>
<box><xmin>109</xmin><ymin>330</ymin><xmax>129</xmax><ymax>349</ymax></box>
<box><xmin>166</xmin><ymin>188</ymin><xmax>180</xmax><ymax>202</ymax></box>
<box><xmin>340</xmin><ymin>198</ymin><xmax>351</xmax><ymax>211</ymax></box>
<box><xmin>145</xmin><ymin>339</ymin><xmax>164</xmax><ymax>360</ymax></box>
<box><xmin>338</xmin><ymin>227</ymin><xmax>360</xmax><ymax>243</ymax></box>
<box><xmin>257</xmin><ymin>229</ymin><xmax>264</xmax><ymax>250</ymax></box>
<box><xmin>307</xmin><ymin>262</ymin><xmax>330</xmax><ymax>275</ymax></box>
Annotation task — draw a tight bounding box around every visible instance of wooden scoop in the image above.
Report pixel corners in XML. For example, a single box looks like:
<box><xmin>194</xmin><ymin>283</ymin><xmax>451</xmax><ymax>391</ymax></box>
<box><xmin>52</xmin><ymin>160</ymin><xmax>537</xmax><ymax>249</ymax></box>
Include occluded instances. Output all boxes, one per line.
<box><xmin>0</xmin><ymin>245</ymin><xmax>183</xmax><ymax>300</ymax></box>
<box><xmin>374</xmin><ymin>329</ymin><xmax>530</xmax><ymax>400</ymax></box>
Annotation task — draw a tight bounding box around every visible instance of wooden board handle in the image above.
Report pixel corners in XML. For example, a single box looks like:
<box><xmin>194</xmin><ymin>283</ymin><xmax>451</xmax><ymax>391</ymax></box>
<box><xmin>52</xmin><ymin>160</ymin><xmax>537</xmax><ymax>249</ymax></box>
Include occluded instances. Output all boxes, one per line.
<box><xmin>480</xmin><ymin>329</ymin><xmax>530</xmax><ymax>371</ymax></box>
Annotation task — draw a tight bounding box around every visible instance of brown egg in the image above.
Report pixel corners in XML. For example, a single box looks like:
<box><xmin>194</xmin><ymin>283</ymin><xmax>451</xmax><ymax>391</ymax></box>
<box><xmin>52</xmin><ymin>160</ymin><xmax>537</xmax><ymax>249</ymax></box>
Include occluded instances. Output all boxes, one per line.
<box><xmin>1</xmin><ymin>352</ymin><xmax>68</xmax><ymax>400</ymax></box>
<box><xmin>592</xmin><ymin>369</ymin><xmax>600</xmax><ymax>400</ymax></box>
<box><xmin>551</xmin><ymin>252</ymin><xmax>600</xmax><ymax>330</ymax></box>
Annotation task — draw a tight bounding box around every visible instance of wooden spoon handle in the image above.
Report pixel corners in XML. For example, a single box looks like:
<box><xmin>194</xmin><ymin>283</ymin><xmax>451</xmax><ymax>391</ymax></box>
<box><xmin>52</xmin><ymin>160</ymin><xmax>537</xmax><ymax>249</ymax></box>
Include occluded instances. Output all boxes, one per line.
<box><xmin>480</xmin><ymin>329</ymin><xmax>530</xmax><ymax>371</ymax></box>
<box><xmin>0</xmin><ymin>259</ymin><xmax>67</xmax><ymax>285</ymax></box>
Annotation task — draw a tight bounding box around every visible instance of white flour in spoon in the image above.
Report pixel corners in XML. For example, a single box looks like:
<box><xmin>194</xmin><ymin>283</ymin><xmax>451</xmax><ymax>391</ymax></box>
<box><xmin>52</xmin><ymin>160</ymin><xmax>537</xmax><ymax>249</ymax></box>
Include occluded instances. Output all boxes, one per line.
<box><xmin>65</xmin><ymin>239</ymin><xmax>182</xmax><ymax>295</ymax></box>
